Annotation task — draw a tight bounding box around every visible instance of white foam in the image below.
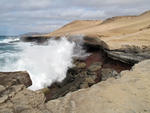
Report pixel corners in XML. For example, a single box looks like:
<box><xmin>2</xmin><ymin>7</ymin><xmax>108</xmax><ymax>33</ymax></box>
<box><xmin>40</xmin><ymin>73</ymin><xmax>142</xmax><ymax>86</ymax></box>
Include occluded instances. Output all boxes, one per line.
<box><xmin>0</xmin><ymin>37</ymin><xmax>20</xmax><ymax>43</ymax></box>
<box><xmin>0</xmin><ymin>36</ymin><xmax>89</xmax><ymax>90</ymax></box>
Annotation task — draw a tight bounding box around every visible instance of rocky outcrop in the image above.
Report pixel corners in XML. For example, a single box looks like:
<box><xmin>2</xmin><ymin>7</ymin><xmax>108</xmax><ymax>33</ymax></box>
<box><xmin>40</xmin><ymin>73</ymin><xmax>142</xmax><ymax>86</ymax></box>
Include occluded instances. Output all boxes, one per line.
<box><xmin>21</xmin><ymin>35</ymin><xmax>49</xmax><ymax>43</ymax></box>
<box><xmin>44</xmin><ymin>56</ymin><xmax>128</xmax><ymax>101</ymax></box>
<box><xmin>0</xmin><ymin>71</ymin><xmax>32</xmax><ymax>87</ymax></box>
<box><xmin>46</xmin><ymin>60</ymin><xmax>150</xmax><ymax>113</ymax></box>
<box><xmin>44</xmin><ymin>61</ymin><xmax>101</xmax><ymax>101</ymax></box>
<box><xmin>0</xmin><ymin>85</ymin><xmax>47</xmax><ymax>113</ymax></box>
<box><xmin>101</xmin><ymin>68</ymin><xmax>119</xmax><ymax>81</ymax></box>
<box><xmin>1</xmin><ymin>60</ymin><xmax>150</xmax><ymax>113</ymax></box>
<box><xmin>105</xmin><ymin>47</ymin><xmax>150</xmax><ymax>64</ymax></box>
<box><xmin>0</xmin><ymin>72</ymin><xmax>48</xmax><ymax>113</ymax></box>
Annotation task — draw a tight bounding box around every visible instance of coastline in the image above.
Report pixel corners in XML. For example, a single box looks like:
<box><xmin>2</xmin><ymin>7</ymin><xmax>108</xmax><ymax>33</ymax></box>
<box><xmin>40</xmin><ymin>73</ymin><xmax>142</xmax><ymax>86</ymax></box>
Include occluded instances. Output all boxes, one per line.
<box><xmin>0</xmin><ymin>10</ymin><xmax>150</xmax><ymax>113</ymax></box>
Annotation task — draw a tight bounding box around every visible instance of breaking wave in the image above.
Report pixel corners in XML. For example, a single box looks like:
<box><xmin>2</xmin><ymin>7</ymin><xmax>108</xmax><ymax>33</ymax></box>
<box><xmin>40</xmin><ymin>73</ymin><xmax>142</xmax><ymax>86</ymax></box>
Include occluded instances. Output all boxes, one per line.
<box><xmin>0</xmin><ymin>36</ymin><xmax>89</xmax><ymax>90</ymax></box>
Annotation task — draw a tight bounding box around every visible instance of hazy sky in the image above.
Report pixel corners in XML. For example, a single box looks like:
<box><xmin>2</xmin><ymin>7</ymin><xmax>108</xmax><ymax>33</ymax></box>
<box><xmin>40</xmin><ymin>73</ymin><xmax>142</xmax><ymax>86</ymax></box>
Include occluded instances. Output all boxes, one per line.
<box><xmin>0</xmin><ymin>0</ymin><xmax>150</xmax><ymax>35</ymax></box>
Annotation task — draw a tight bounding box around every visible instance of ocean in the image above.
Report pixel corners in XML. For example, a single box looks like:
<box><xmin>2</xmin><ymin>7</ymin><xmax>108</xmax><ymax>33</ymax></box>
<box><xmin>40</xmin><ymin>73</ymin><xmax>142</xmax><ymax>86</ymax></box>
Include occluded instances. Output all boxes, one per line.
<box><xmin>0</xmin><ymin>35</ymin><xmax>88</xmax><ymax>90</ymax></box>
<box><xmin>0</xmin><ymin>36</ymin><xmax>21</xmax><ymax>69</ymax></box>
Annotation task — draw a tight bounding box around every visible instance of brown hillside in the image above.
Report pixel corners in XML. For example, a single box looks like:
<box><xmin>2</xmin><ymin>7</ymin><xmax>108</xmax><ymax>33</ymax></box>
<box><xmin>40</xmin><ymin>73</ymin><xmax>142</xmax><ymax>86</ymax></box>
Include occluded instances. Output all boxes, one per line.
<box><xmin>45</xmin><ymin>10</ymin><xmax>150</xmax><ymax>50</ymax></box>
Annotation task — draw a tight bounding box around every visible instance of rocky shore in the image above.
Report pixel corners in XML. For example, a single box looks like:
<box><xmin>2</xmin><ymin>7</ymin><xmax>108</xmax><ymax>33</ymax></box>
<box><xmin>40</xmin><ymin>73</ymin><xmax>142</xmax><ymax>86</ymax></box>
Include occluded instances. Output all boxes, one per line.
<box><xmin>44</xmin><ymin>45</ymin><xmax>132</xmax><ymax>101</ymax></box>
<box><xmin>1</xmin><ymin>10</ymin><xmax>150</xmax><ymax>113</ymax></box>
<box><xmin>0</xmin><ymin>59</ymin><xmax>150</xmax><ymax>113</ymax></box>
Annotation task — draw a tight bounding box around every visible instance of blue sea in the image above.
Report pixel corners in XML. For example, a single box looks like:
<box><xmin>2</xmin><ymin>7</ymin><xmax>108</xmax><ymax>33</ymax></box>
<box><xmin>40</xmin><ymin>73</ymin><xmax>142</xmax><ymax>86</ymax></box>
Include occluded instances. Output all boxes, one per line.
<box><xmin>0</xmin><ymin>36</ymin><xmax>22</xmax><ymax>68</ymax></box>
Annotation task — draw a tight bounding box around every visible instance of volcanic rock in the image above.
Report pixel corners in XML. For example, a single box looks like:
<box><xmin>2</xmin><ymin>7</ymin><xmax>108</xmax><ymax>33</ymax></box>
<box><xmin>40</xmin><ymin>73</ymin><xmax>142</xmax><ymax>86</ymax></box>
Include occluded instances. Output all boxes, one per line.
<box><xmin>87</xmin><ymin>62</ymin><xmax>102</xmax><ymax>72</ymax></box>
<box><xmin>75</xmin><ymin>62</ymin><xmax>86</xmax><ymax>69</ymax></box>
<box><xmin>101</xmin><ymin>68</ymin><xmax>119</xmax><ymax>81</ymax></box>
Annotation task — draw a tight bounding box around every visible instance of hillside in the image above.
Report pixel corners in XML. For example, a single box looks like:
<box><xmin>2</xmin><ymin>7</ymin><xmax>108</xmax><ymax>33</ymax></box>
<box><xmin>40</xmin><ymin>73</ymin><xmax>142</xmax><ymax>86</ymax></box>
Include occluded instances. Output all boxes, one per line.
<box><xmin>45</xmin><ymin>10</ymin><xmax>150</xmax><ymax>50</ymax></box>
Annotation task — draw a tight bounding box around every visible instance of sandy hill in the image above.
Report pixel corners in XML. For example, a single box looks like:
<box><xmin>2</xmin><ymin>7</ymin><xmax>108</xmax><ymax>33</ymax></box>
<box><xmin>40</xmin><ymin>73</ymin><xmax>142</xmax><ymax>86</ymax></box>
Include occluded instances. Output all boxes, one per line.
<box><xmin>45</xmin><ymin>10</ymin><xmax>150</xmax><ymax>50</ymax></box>
<box><xmin>48</xmin><ymin>20</ymin><xmax>102</xmax><ymax>36</ymax></box>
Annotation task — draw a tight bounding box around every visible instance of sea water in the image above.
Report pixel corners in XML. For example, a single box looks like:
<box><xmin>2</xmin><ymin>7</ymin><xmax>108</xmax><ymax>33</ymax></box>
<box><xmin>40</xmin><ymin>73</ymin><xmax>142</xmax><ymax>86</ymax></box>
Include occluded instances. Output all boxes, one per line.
<box><xmin>0</xmin><ymin>36</ymin><xmax>89</xmax><ymax>90</ymax></box>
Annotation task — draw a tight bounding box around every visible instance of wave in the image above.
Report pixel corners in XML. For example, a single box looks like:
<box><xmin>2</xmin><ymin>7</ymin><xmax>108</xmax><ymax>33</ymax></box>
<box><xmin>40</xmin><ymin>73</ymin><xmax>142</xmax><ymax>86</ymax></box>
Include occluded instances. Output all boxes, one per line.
<box><xmin>0</xmin><ymin>37</ymin><xmax>20</xmax><ymax>44</ymax></box>
<box><xmin>0</xmin><ymin>36</ymin><xmax>89</xmax><ymax>90</ymax></box>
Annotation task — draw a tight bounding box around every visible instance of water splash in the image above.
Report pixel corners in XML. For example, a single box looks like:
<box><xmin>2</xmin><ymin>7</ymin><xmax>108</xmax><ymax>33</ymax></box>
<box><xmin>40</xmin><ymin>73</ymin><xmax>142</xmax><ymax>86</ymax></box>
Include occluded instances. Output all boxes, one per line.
<box><xmin>0</xmin><ymin>36</ymin><xmax>89</xmax><ymax>90</ymax></box>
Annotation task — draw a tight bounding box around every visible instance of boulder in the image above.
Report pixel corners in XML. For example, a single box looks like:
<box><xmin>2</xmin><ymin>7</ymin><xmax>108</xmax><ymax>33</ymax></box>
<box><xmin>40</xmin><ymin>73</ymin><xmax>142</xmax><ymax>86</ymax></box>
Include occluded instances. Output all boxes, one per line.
<box><xmin>101</xmin><ymin>68</ymin><xmax>119</xmax><ymax>81</ymax></box>
<box><xmin>88</xmin><ymin>62</ymin><xmax>102</xmax><ymax>72</ymax></box>
<box><xmin>0</xmin><ymin>85</ymin><xmax>6</xmax><ymax>92</ymax></box>
<box><xmin>0</xmin><ymin>85</ymin><xmax>47</xmax><ymax>113</ymax></box>
<box><xmin>75</xmin><ymin>62</ymin><xmax>86</xmax><ymax>69</ymax></box>
<box><xmin>80</xmin><ymin>82</ymin><xmax>89</xmax><ymax>89</ymax></box>
<box><xmin>0</xmin><ymin>71</ymin><xmax>32</xmax><ymax>87</ymax></box>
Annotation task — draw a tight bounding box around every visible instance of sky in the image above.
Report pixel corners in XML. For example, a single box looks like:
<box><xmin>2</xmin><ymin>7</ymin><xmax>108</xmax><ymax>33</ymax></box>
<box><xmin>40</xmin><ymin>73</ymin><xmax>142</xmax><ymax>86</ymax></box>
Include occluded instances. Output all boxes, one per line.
<box><xmin>0</xmin><ymin>0</ymin><xmax>150</xmax><ymax>35</ymax></box>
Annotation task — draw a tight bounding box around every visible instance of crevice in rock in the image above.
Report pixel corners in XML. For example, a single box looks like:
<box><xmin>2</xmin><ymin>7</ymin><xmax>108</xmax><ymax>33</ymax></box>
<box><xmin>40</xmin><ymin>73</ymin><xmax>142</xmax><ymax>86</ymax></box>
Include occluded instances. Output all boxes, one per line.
<box><xmin>43</xmin><ymin>43</ymin><xmax>134</xmax><ymax>102</ymax></box>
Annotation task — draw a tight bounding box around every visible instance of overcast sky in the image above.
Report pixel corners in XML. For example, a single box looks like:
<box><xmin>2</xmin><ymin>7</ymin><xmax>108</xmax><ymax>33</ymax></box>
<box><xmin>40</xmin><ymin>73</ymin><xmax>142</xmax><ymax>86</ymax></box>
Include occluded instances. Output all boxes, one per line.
<box><xmin>0</xmin><ymin>0</ymin><xmax>150</xmax><ymax>35</ymax></box>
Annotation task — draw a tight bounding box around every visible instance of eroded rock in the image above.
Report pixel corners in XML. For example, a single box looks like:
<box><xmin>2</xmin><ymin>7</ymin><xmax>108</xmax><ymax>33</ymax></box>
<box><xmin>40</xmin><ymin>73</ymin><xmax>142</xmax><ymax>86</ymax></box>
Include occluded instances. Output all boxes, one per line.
<box><xmin>0</xmin><ymin>71</ymin><xmax>32</xmax><ymax>87</ymax></box>
<box><xmin>0</xmin><ymin>85</ymin><xmax>46</xmax><ymax>113</ymax></box>
<box><xmin>0</xmin><ymin>85</ymin><xmax>6</xmax><ymax>93</ymax></box>
<box><xmin>74</xmin><ymin>61</ymin><xmax>86</xmax><ymax>69</ymax></box>
<box><xmin>44</xmin><ymin>60</ymin><xmax>115</xmax><ymax>101</ymax></box>
<box><xmin>101</xmin><ymin>68</ymin><xmax>119</xmax><ymax>81</ymax></box>
<box><xmin>88</xmin><ymin>62</ymin><xmax>102</xmax><ymax>72</ymax></box>
<box><xmin>46</xmin><ymin>60</ymin><xmax>150</xmax><ymax>113</ymax></box>
<box><xmin>106</xmin><ymin>49</ymin><xmax>150</xmax><ymax>64</ymax></box>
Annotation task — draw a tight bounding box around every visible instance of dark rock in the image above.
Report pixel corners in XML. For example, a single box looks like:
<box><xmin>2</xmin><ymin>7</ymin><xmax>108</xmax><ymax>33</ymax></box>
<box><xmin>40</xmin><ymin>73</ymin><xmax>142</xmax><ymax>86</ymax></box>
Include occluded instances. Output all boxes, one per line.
<box><xmin>0</xmin><ymin>71</ymin><xmax>32</xmax><ymax>87</ymax></box>
<box><xmin>101</xmin><ymin>68</ymin><xmax>119</xmax><ymax>81</ymax></box>
<box><xmin>75</xmin><ymin>62</ymin><xmax>86</xmax><ymax>69</ymax></box>
<box><xmin>44</xmin><ymin>49</ymin><xmax>133</xmax><ymax>101</ymax></box>
<box><xmin>88</xmin><ymin>62</ymin><xmax>102</xmax><ymax>72</ymax></box>
<box><xmin>85</xmin><ymin>76</ymin><xmax>96</xmax><ymax>84</ymax></box>
<box><xmin>46</xmin><ymin>71</ymin><xmax>85</xmax><ymax>100</ymax></box>
<box><xmin>45</xmin><ymin>61</ymin><xmax>100</xmax><ymax>101</ymax></box>
<box><xmin>80</xmin><ymin>82</ymin><xmax>89</xmax><ymax>88</ymax></box>
<box><xmin>21</xmin><ymin>36</ymin><xmax>48</xmax><ymax>43</ymax></box>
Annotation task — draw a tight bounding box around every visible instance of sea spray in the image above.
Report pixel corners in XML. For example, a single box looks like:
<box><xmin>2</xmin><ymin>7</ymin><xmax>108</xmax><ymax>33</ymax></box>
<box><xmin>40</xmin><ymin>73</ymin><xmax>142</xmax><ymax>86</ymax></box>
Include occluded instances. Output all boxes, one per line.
<box><xmin>0</xmin><ymin>36</ymin><xmax>89</xmax><ymax>90</ymax></box>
